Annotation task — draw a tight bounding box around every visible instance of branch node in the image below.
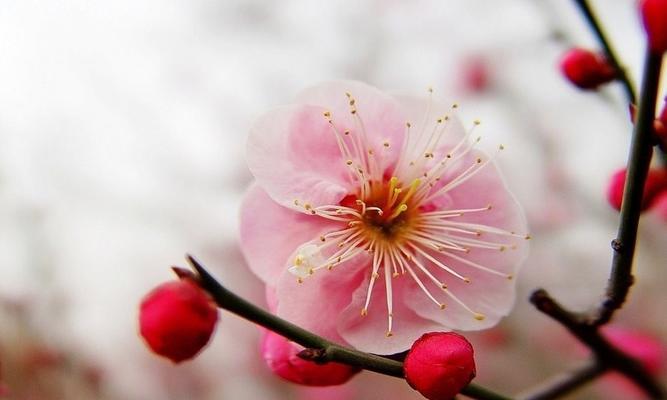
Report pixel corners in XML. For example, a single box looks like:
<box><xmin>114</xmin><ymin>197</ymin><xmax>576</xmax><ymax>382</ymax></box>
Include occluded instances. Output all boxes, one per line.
<box><xmin>610</xmin><ymin>239</ymin><xmax>623</xmax><ymax>252</ymax></box>
<box><xmin>297</xmin><ymin>348</ymin><xmax>329</xmax><ymax>364</ymax></box>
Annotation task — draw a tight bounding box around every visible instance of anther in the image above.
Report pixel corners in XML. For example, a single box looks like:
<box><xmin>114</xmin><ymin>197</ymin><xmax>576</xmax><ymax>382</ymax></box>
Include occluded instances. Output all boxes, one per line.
<box><xmin>439</xmin><ymin>303</ymin><xmax>446</xmax><ymax>310</ymax></box>
<box><xmin>360</xmin><ymin>308</ymin><xmax>368</xmax><ymax>317</ymax></box>
<box><xmin>474</xmin><ymin>313</ymin><xmax>486</xmax><ymax>321</ymax></box>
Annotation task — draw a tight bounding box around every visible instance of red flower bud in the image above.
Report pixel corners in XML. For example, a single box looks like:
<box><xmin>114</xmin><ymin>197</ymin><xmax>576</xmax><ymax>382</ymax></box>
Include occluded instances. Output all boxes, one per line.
<box><xmin>404</xmin><ymin>332</ymin><xmax>476</xmax><ymax>400</ymax></box>
<box><xmin>560</xmin><ymin>48</ymin><xmax>616</xmax><ymax>89</ymax></box>
<box><xmin>640</xmin><ymin>0</ymin><xmax>667</xmax><ymax>54</ymax></box>
<box><xmin>261</xmin><ymin>330</ymin><xmax>359</xmax><ymax>386</ymax></box>
<box><xmin>139</xmin><ymin>280</ymin><xmax>218</xmax><ymax>363</ymax></box>
<box><xmin>607</xmin><ymin>167</ymin><xmax>667</xmax><ymax>211</ymax></box>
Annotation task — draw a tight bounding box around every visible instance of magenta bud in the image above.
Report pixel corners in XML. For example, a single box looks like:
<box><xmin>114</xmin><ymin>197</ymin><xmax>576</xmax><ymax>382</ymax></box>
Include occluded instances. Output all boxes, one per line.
<box><xmin>560</xmin><ymin>48</ymin><xmax>616</xmax><ymax>90</ymax></box>
<box><xmin>607</xmin><ymin>167</ymin><xmax>667</xmax><ymax>212</ymax></box>
<box><xmin>640</xmin><ymin>0</ymin><xmax>667</xmax><ymax>54</ymax></box>
<box><xmin>404</xmin><ymin>332</ymin><xmax>476</xmax><ymax>400</ymax></box>
<box><xmin>261</xmin><ymin>330</ymin><xmax>359</xmax><ymax>386</ymax></box>
<box><xmin>139</xmin><ymin>280</ymin><xmax>218</xmax><ymax>363</ymax></box>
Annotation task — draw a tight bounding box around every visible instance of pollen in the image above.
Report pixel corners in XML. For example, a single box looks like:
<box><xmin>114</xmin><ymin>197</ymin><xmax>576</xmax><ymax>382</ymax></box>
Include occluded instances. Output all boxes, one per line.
<box><xmin>279</xmin><ymin>91</ymin><xmax>526</xmax><ymax>338</ymax></box>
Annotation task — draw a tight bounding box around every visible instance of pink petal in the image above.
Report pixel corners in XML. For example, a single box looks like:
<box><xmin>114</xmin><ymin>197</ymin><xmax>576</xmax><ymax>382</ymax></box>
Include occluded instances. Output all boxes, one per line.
<box><xmin>239</xmin><ymin>184</ymin><xmax>341</xmax><ymax>283</ymax></box>
<box><xmin>275</xmin><ymin>255</ymin><xmax>369</xmax><ymax>345</ymax></box>
<box><xmin>247</xmin><ymin>104</ymin><xmax>352</xmax><ymax>210</ymax></box>
<box><xmin>405</xmin><ymin>152</ymin><xmax>528</xmax><ymax>330</ymax></box>
<box><xmin>296</xmin><ymin>80</ymin><xmax>407</xmax><ymax>173</ymax></box>
<box><xmin>337</xmin><ymin>270</ymin><xmax>446</xmax><ymax>355</ymax></box>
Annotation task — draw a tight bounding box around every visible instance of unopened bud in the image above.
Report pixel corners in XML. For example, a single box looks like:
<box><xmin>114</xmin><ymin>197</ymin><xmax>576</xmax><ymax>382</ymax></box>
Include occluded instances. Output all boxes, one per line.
<box><xmin>640</xmin><ymin>0</ymin><xmax>667</xmax><ymax>54</ymax></box>
<box><xmin>607</xmin><ymin>167</ymin><xmax>667</xmax><ymax>212</ymax></box>
<box><xmin>404</xmin><ymin>332</ymin><xmax>476</xmax><ymax>400</ymax></box>
<box><xmin>560</xmin><ymin>48</ymin><xmax>616</xmax><ymax>90</ymax></box>
<box><xmin>139</xmin><ymin>280</ymin><xmax>218</xmax><ymax>363</ymax></box>
<box><xmin>261</xmin><ymin>330</ymin><xmax>359</xmax><ymax>386</ymax></box>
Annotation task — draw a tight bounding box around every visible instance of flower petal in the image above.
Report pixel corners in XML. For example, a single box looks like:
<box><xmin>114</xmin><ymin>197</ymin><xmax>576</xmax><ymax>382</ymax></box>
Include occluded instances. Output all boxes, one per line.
<box><xmin>405</xmin><ymin>150</ymin><xmax>529</xmax><ymax>330</ymax></box>
<box><xmin>275</xmin><ymin>255</ymin><xmax>369</xmax><ymax>345</ymax></box>
<box><xmin>336</xmin><ymin>271</ymin><xmax>446</xmax><ymax>354</ymax></box>
<box><xmin>239</xmin><ymin>184</ymin><xmax>341</xmax><ymax>283</ymax></box>
<box><xmin>296</xmin><ymin>80</ymin><xmax>407</xmax><ymax>174</ymax></box>
<box><xmin>247</xmin><ymin>103</ymin><xmax>354</xmax><ymax>210</ymax></box>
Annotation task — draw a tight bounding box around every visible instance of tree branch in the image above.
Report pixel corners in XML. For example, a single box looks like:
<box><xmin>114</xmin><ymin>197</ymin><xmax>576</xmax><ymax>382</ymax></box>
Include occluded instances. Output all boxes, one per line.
<box><xmin>592</xmin><ymin>50</ymin><xmax>663</xmax><ymax>325</ymax></box>
<box><xmin>519</xmin><ymin>362</ymin><xmax>606</xmax><ymax>400</ymax></box>
<box><xmin>529</xmin><ymin>290</ymin><xmax>664</xmax><ymax>399</ymax></box>
<box><xmin>571</xmin><ymin>0</ymin><xmax>637</xmax><ymax>104</ymax></box>
<box><xmin>183</xmin><ymin>254</ymin><xmax>513</xmax><ymax>400</ymax></box>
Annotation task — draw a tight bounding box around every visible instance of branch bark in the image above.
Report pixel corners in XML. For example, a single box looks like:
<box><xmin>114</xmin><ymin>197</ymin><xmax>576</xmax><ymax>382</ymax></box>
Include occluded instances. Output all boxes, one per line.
<box><xmin>183</xmin><ymin>254</ymin><xmax>513</xmax><ymax>400</ymax></box>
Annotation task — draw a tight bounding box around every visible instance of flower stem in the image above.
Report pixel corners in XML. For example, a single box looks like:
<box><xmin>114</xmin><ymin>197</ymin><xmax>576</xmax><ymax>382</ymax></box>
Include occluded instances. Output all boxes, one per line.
<box><xmin>184</xmin><ymin>254</ymin><xmax>513</xmax><ymax>400</ymax></box>
<box><xmin>593</xmin><ymin>50</ymin><xmax>663</xmax><ymax>325</ymax></box>
<box><xmin>519</xmin><ymin>362</ymin><xmax>607</xmax><ymax>400</ymax></box>
<box><xmin>529</xmin><ymin>290</ymin><xmax>665</xmax><ymax>398</ymax></box>
<box><xmin>571</xmin><ymin>0</ymin><xmax>636</xmax><ymax>104</ymax></box>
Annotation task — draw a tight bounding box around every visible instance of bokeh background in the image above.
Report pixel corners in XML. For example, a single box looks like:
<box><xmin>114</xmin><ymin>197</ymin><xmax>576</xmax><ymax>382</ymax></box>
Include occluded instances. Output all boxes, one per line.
<box><xmin>1</xmin><ymin>0</ymin><xmax>665</xmax><ymax>399</ymax></box>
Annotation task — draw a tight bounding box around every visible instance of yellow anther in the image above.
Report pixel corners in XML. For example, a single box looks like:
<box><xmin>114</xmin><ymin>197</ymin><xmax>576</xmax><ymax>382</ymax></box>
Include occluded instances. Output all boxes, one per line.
<box><xmin>294</xmin><ymin>254</ymin><xmax>304</xmax><ymax>266</ymax></box>
<box><xmin>388</xmin><ymin>204</ymin><xmax>408</xmax><ymax>220</ymax></box>
<box><xmin>474</xmin><ymin>313</ymin><xmax>486</xmax><ymax>321</ymax></box>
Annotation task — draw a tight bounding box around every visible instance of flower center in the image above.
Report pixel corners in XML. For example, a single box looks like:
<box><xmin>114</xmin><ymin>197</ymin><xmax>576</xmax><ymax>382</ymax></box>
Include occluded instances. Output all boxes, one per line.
<box><xmin>286</xmin><ymin>90</ymin><xmax>530</xmax><ymax>337</ymax></box>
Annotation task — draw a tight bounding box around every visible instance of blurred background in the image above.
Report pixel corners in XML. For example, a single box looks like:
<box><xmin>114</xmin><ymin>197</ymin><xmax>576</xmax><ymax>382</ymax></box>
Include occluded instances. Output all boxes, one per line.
<box><xmin>0</xmin><ymin>0</ymin><xmax>665</xmax><ymax>399</ymax></box>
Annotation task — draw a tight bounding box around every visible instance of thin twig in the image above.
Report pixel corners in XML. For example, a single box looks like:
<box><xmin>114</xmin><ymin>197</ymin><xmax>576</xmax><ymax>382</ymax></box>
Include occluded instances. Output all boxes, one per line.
<box><xmin>184</xmin><ymin>254</ymin><xmax>514</xmax><ymax>400</ymax></box>
<box><xmin>530</xmin><ymin>290</ymin><xmax>664</xmax><ymax>399</ymax></box>
<box><xmin>572</xmin><ymin>0</ymin><xmax>637</xmax><ymax>104</ymax></box>
<box><xmin>519</xmin><ymin>362</ymin><xmax>607</xmax><ymax>400</ymax></box>
<box><xmin>592</xmin><ymin>50</ymin><xmax>664</xmax><ymax>325</ymax></box>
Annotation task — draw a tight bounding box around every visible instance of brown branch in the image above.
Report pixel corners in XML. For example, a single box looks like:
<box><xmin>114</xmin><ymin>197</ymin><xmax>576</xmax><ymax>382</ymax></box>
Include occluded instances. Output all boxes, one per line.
<box><xmin>591</xmin><ymin>51</ymin><xmax>663</xmax><ymax>325</ymax></box>
<box><xmin>519</xmin><ymin>362</ymin><xmax>607</xmax><ymax>400</ymax></box>
<box><xmin>529</xmin><ymin>290</ymin><xmax>664</xmax><ymax>399</ymax></box>
<box><xmin>571</xmin><ymin>0</ymin><xmax>636</xmax><ymax>104</ymax></box>
<box><xmin>183</xmin><ymin>254</ymin><xmax>514</xmax><ymax>400</ymax></box>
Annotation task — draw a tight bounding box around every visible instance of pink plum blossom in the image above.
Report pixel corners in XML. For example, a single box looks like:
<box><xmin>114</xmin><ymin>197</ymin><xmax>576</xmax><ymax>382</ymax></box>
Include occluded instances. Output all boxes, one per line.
<box><xmin>240</xmin><ymin>81</ymin><xmax>529</xmax><ymax>354</ymax></box>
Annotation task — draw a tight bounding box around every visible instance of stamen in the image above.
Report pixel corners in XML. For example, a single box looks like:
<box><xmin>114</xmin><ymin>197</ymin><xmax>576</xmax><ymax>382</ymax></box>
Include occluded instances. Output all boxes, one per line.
<box><xmin>407</xmin><ymin>242</ymin><xmax>471</xmax><ymax>283</ymax></box>
<box><xmin>389</xmin><ymin>247</ymin><xmax>443</xmax><ymax>309</ymax></box>
<box><xmin>362</xmin><ymin>241</ymin><xmax>382</xmax><ymax>317</ymax></box>
<box><xmin>442</xmin><ymin>287</ymin><xmax>486</xmax><ymax>321</ymax></box>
